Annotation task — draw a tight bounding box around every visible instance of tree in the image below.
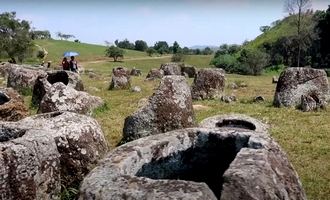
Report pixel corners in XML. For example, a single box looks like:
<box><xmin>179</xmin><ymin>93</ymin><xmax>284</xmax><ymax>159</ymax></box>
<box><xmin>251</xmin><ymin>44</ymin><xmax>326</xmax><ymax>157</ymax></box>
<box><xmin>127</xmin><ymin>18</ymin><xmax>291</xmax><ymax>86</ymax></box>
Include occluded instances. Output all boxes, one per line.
<box><xmin>146</xmin><ymin>47</ymin><xmax>156</xmax><ymax>56</ymax></box>
<box><xmin>31</xmin><ymin>30</ymin><xmax>51</xmax><ymax>39</ymax></box>
<box><xmin>259</xmin><ymin>25</ymin><xmax>271</xmax><ymax>33</ymax></box>
<box><xmin>317</xmin><ymin>6</ymin><xmax>330</xmax><ymax>67</ymax></box>
<box><xmin>116</xmin><ymin>39</ymin><xmax>135</xmax><ymax>50</ymax></box>
<box><xmin>202</xmin><ymin>47</ymin><xmax>213</xmax><ymax>55</ymax></box>
<box><xmin>105</xmin><ymin>46</ymin><xmax>124</xmax><ymax>62</ymax></box>
<box><xmin>134</xmin><ymin>40</ymin><xmax>148</xmax><ymax>51</ymax></box>
<box><xmin>172</xmin><ymin>41</ymin><xmax>181</xmax><ymax>54</ymax></box>
<box><xmin>238</xmin><ymin>48</ymin><xmax>270</xmax><ymax>75</ymax></box>
<box><xmin>285</xmin><ymin>0</ymin><xmax>312</xmax><ymax>67</ymax></box>
<box><xmin>56</xmin><ymin>32</ymin><xmax>75</xmax><ymax>40</ymax></box>
<box><xmin>0</xmin><ymin>12</ymin><xmax>32</xmax><ymax>63</ymax></box>
<box><xmin>154</xmin><ymin>41</ymin><xmax>169</xmax><ymax>55</ymax></box>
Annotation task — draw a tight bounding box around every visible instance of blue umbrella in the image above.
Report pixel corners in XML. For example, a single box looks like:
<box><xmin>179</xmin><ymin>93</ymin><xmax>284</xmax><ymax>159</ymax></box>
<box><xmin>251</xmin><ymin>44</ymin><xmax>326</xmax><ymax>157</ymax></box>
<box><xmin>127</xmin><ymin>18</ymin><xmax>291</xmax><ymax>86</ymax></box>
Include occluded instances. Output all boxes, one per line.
<box><xmin>63</xmin><ymin>51</ymin><xmax>79</xmax><ymax>57</ymax></box>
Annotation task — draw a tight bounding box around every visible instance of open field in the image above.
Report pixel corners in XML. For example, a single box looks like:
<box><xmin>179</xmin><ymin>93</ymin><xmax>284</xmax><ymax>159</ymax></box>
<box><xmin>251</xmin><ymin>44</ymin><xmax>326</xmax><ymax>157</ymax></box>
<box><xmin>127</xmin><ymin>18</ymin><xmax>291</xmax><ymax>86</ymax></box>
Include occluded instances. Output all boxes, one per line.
<box><xmin>76</xmin><ymin>57</ymin><xmax>330</xmax><ymax>200</ymax></box>
<box><xmin>33</xmin><ymin>39</ymin><xmax>147</xmax><ymax>65</ymax></box>
<box><xmin>2</xmin><ymin>39</ymin><xmax>328</xmax><ymax>199</ymax></box>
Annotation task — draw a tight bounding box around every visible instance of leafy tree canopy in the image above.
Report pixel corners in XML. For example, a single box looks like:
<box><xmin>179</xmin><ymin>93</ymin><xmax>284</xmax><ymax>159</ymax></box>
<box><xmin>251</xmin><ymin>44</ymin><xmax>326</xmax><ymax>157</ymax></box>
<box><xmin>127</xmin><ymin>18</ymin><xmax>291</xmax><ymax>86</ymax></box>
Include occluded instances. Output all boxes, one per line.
<box><xmin>0</xmin><ymin>11</ymin><xmax>32</xmax><ymax>63</ymax></box>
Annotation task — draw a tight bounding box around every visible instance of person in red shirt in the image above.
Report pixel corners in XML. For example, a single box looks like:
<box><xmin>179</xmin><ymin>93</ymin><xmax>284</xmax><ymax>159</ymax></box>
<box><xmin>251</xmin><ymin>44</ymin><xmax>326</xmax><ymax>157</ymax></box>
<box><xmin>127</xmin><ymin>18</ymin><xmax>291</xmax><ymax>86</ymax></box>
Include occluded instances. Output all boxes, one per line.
<box><xmin>62</xmin><ymin>57</ymin><xmax>70</xmax><ymax>70</ymax></box>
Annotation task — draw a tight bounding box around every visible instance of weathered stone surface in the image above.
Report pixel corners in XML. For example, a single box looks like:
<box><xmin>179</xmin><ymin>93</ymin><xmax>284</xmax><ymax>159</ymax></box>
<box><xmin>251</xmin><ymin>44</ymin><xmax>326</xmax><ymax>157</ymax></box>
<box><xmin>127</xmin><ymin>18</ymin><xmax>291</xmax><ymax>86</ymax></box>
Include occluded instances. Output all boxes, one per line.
<box><xmin>160</xmin><ymin>63</ymin><xmax>182</xmax><ymax>76</ymax></box>
<box><xmin>32</xmin><ymin>70</ymin><xmax>84</xmax><ymax>107</ymax></box>
<box><xmin>220</xmin><ymin>95</ymin><xmax>237</xmax><ymax>103</ymax></box>
<box><xmin>199</xmin><ymin>114</ymin><xmax>269</xmax><ymax>133</ymax></box>
<box><xmin>109</xmin><ymin>67</ymin><xmax>131</xmax><ymax>90</ymax></box>
<box><xmin>38</xmin><ymin>82</ymin><xmax>103</xmax><ymax>115</ymax></box>
<box><xmin>18</xmin><ymin>111</ymin><xmax>108</xmax><ymax>189</ymax></box>
<box><xmin>7</xmin><ymin>64</ymin><xmax>46</xmax><ymax>93</ymax></box>
<box><xmin>146</xmin><ymin>68</ymin><xmax>164</xmax><ymax>80</ymax></box>
<box><xmin>300</xmin><ymin>93</ymin><xmax>326</xmax><ymax>112</ymax></box>
<box><xmin>254</xmin><ymin>95</ymin><xmax>265</xmax><ymax>103</ymax></box>
<box><xmin>0</xmin><ymin>124</ymin><xmax>61</xmax><ymax>200</ymax></box>
<box><xmin>0</xmin><ymin>63</ymin><xmax>12</xmax><ymax>78</ymax></box>
<box><xmin>122</xmin><ymin>75</ymin><xmax>195</xmax><ymax>143</ymax></box>
<box><xmin>274</xmin><ymin>67</ymin><xmax>330</xmax><ymax>107</ymax></box>
<box><xmin>181</xmin><ymin>64</ymin><xmax>197</xmax><ymax>78</ymax></box>
<box><xmin>130</xmin><ymin>68</ymin><xmax>142</xmax><ymax>76</ymax></box>
<box><xmin>228</xmin><ymin>82</ymin><xmax>238</xmax><ymax>89</ymax></box>
<box><xmin>0</xmin><ymin>88</ymin><xmax>28</xmax><ymax>121</ymax></box>
<box><xmin>191</xmin><ymin>68</ymin><xmax>225</xmax><ymax>100</ymax></box>
<box><xmin>131</xmin><ymin>86</ymin><xmax>141</xmax><ymax>93</ymax></box>
<box><xmin>79</xmin><ymin>126</ymin><xmax>306</xmax><ymax>200</ymax></box>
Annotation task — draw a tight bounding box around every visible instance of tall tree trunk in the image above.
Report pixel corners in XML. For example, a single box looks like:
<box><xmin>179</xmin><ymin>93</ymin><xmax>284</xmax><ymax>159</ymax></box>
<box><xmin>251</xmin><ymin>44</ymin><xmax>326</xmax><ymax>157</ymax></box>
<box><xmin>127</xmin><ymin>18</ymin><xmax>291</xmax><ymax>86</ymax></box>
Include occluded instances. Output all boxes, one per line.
<box><xmin>297</xmin><ymin>2</ymin><xmax>302</xmax><ymax>67</ymax></box>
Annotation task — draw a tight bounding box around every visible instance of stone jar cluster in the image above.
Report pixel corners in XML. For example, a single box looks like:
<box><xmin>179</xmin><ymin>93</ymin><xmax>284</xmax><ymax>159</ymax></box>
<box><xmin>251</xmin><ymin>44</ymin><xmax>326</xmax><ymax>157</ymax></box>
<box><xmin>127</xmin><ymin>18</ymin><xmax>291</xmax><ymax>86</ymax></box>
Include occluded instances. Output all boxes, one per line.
<box><xmin>79</xmin><ymin>114</ymin><xmax>306</xmax><ymax>200</ymax></box>
<box><xmin>0</xmin><ymin>111</ymin><xmax>108</xmax><ymax>200</ymax></box>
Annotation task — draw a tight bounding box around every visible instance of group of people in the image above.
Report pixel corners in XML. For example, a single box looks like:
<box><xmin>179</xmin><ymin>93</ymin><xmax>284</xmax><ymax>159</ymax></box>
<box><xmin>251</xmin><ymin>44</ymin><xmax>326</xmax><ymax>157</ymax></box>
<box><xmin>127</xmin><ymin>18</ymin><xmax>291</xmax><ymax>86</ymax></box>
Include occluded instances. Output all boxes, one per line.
<box><xmin>62</xmin><ymin>56</ymin><xmax>78</xmax><ymax>72</ymax></box>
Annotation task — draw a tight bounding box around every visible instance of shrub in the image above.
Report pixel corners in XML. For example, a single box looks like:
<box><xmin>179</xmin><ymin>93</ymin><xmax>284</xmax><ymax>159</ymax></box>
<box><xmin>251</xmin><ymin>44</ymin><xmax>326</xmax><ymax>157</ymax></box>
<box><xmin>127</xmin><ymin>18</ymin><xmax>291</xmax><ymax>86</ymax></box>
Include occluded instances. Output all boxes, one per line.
<box><xmin>171</xmin><ymin>53</ymin><xmax>185</xmax><ymax>62</ymax></box>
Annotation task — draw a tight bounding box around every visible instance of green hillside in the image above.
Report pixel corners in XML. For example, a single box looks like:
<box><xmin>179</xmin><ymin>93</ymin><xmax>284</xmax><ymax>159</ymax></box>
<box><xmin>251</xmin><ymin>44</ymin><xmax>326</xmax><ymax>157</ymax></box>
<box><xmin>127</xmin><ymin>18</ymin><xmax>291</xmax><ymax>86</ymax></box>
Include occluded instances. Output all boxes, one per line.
<box><xmin>245</xmin><ymin>15</ymin><xmax>298</xmax><ymax>49</ymax></box>
<box><xmin>34</xmin><ymin>39</ymin><xmax>146</xmax><ymax>64</ymax></box>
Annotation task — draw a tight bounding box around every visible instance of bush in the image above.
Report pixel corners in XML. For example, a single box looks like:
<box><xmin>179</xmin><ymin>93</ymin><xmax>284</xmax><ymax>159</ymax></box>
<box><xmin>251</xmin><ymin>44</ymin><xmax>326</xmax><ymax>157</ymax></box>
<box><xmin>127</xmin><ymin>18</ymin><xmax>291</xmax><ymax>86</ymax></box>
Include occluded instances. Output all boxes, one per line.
<box><xmin>171</xmin><ymin>53</ymin><xmax>185</xmax><ymax>62</ymax></box>
<box><xmin>36</xmin><ymin>50</ymin><xmax>45</xmax><ymax>59</ymax></box>
<box><xmin>238</xmin><ymin>48</ymin><xmax>270</xmax><ymax>75</ymax></box>
<box><xmin>210</xmin><ymin>54</ymin><xmax>238</xmax><ymax>73</ymax></box>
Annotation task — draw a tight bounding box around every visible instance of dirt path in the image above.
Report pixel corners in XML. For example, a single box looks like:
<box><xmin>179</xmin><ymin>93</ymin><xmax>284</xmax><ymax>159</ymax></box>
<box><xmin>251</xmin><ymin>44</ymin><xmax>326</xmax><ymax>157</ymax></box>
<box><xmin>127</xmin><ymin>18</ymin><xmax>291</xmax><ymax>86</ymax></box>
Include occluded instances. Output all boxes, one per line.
<box><xmin>80</xmin><ymin>55</ymin><xmax>171</xmax><ymax>65</ymax></box>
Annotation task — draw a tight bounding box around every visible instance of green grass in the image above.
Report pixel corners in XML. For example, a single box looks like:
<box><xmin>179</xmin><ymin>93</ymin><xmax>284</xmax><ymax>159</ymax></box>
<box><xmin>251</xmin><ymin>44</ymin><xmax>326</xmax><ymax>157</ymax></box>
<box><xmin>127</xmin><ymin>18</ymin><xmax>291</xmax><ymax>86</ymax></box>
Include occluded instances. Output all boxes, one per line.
<box><xmin>80</xmin><ymin>61</ymin><xmax>329</xmax><ymax>199</ymax></box>
<box><xmin>33</xmin><ymin>39</ymin><xmax>147</xmax><ymax>65</ymax></box>
<box><xmin>6</xmin><ymin>39</ymin><xmax>328</xmax><ymax>199</ymax></box>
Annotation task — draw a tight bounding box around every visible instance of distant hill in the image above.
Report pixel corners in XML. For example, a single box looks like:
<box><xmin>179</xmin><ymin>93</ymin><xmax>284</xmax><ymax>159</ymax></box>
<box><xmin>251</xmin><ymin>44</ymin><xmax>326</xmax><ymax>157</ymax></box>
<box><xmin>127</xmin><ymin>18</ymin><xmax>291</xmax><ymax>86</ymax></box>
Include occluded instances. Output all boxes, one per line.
<box><xmin>190</xmin><ymin>45</ymin><xmax>219</xmax><ymax>50</ymax></box>
<box><xmin>34</xmin><ymin>39</ymin><xmax>146</xmax><ymax>64</ymax></box>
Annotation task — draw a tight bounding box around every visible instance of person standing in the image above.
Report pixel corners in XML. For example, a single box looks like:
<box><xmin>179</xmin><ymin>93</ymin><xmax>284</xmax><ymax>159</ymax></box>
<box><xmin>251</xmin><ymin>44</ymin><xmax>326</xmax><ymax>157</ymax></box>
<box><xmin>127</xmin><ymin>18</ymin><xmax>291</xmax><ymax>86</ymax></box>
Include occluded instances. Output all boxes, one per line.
<box><xmin>69</xmin><ymin>56</ymin><xmax>78</xmax><ymax>72</ymax></box>
<box><xmin>62</xmin><ymin>57</ymin><xmax>70</xmax><ymax>70</ymax></box>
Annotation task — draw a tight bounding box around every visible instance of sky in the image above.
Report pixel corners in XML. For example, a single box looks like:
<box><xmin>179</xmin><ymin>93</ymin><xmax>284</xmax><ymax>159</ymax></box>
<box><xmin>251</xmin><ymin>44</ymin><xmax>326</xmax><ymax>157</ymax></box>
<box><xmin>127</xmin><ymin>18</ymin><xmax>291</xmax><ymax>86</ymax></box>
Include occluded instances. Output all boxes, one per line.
<box><xmin>1</xmin><ymin>0</ymin><xmax>329</xmax><ymax>47</ymax></box>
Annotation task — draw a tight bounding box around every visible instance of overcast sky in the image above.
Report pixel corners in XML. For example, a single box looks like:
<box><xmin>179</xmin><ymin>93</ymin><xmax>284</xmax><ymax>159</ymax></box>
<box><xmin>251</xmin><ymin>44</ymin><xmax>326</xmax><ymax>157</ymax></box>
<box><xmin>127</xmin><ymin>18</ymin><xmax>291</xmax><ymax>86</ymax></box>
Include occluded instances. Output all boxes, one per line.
<box><xmin>1</xmin><ymin>0</ymin><xmax>329</xmax><ymax>47</ymax></box>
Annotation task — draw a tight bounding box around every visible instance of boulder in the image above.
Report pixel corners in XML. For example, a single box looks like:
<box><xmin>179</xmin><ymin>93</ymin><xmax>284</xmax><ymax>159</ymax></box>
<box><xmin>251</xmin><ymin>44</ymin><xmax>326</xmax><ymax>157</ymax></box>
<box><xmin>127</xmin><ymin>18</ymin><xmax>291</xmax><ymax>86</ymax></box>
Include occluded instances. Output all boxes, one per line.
<box><xmin>109</xmin><ymin>67</ymin><xmax>131</xmax><ymax>90</ymax></box>
<box><xmin>38</xmin><ymin>82</ymin><xmax>103</xmax><ymax>115</ymax></box>
<box><xmin>160</xmin><ymin>63</ymin><xmax>182</xmax><ymax>76</ymax></box>
<box><xmin>273</xmin><ymin>67</ymin><xmax>330</xmax><ymax>107</ymax></box>
<box><xmin>80</xmin><ymin>125</ymin><xmax>306</xmax><ymax>200</ymax></box>
<box><xmin>17</xmin><ymin>111</ymin><xmax>108</xmax><ymax>189</ymax></box>
<box><xmin>32</xmin><ymin>70</ymin><xmax>84</xmax><ymax>107</ymax></box>
<box><xmin>131</xmin><ymin>86</ymin><xmax>142</xmax><ymax>93</ymax></box>
<box><xmin>228</xmin><ymin>82</ymin><xmax>238</xmax><ymax>89</ymax></box>
<box><xmin>7</xmin><ymin>64</ymin><xmax>46</xmax><ymax>94</ymax></box>
<box><xmin>0</xmin><ymin>87</ymin><xmax>28</xmax><ymax>121</ymax></box>
<box><xmin>254</xmin><ymin>95</ymin><xmax>265</xmax><ymax>103</ymax></box>
<box><xmin>272</xmin><ymin>76</ymin><xmax>278</xmax><ymax>84</ymax></box>
<box><xmin>199</xmin><ymin>114</ymin><xmax>269</xmax><ymax>133</ymax></box>
<box><xmin>0</xmin><ymin>124</ymin><xmax>61</xmax><ymax>200</ymax></box>
<box><xmin>0</xmin><ymin>63</ymin><xmax>12</xmax><ymax>78</ymax></box>
<box><xmin>181</xmin><ymin>65</ymin><xmax>197</xmax><ymax>78</ymax></box>
<box><xmin>220</xmin><ymin>95</ymin><xmax>237</xmax><ymax>103</ymax></box>
<box><xmin>130</xmin><ymin>68</ymin><xmax>142</xmax><ymax>76</ymax></box>
<box><xmin>146</xmin><ymin>68</ymin><xmax>164</xmax><ymax>80</ymax></box>
<box><xmin>191</xmin><ymin>68</ymin><xmax>225</xmax><ymax>100</ymax></box>
<box><xmin>122</xmin><ymin>75</ymin><xmax>195</xmax><ymax>143</ymax></box>
<box><xmin>300</xmin><ymin>93</ymin><xmax>326</xmax><ymax>112</ymax></box>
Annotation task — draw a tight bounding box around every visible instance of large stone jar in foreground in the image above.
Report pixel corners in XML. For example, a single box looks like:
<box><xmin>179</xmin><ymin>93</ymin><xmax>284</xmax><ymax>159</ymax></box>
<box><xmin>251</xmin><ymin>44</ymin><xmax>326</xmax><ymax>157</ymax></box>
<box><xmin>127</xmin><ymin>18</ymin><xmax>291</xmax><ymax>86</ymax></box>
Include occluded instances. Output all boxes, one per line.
<box><xmin>79</xmin><ymin>115</ymin><xmax>306</xmax><ymax>200</ymax></box>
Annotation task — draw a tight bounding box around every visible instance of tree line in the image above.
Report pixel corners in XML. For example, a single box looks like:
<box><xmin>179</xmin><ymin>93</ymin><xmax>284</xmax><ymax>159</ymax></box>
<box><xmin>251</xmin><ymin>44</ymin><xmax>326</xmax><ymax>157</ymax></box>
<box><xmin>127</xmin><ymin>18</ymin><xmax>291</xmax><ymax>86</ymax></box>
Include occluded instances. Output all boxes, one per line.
<box><xmin>106</xmin><ymin>39</ymin><xmax>214</xmax><ymax>62</ymax></box>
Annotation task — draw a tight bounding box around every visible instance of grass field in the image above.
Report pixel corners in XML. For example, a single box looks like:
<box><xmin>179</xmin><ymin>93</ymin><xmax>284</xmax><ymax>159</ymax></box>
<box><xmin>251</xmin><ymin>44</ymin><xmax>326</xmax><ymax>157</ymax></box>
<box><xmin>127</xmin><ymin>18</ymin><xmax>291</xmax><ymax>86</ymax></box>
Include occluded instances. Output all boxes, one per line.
<box><xmin>3</xmin><ymin>39</ymin><xmax>329</xmax><ymax>199</ymax></box>
<box><xmin>79</xmin><ymin>58</ymin><xmax>330</xmax><ymax>200</ymax></box>
<box><xmin>33</xmin><ymin>39</ymin><xmax>147</xmax><ymax>65</ymax></box>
